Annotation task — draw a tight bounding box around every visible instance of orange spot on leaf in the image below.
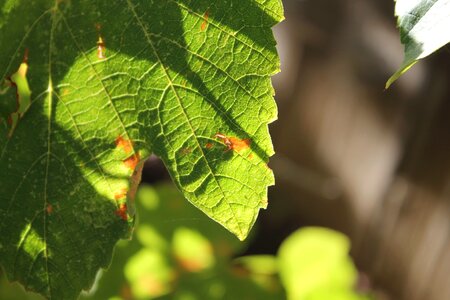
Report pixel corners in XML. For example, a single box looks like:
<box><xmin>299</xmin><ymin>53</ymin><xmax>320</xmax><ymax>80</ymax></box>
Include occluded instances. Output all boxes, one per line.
<box><xmin>124</xmin><ymin>152</ymin><xmax>140</xmax><ymax>170</ymax></box>
<box><xmin>115</xmin><ymin>135</ymin><xmax>133</xmax><ymax>154</ymax></box>
<box><xmin>205</xmin><ymin>142</ymin><xmax>213</xmax><ymax>149</ymax></box>
<box><xmin>214</xmin><ymin>133</ymin><xmax>251</xmax><ymax>152</ymax></box>
<box><xmin>201</xmin><ymin>9</ymin><xmax>209</xmax><ymax>31</ymax></box>
<box><xmin>228</xmin><ymin>137</ymin><xmax>251</xmax><ymax>152</ymax></box>
<box><xmin>46</xmin><ymin>204</ymin><xmax>53</xmax><ymax>215</ymax></box>
<box><xmin>114</xmin><ymin>188</ymin><xmax>128</xmax><ymax>200</ymax></box>
<box><xmin>97</xmin><ymin>37</ymin><xmax>106</xmax><ymax>59</ymax></box>
<box><xmin>248</xmin><ymin>153</ymin><xmax>254</xmax><ymax>160</ymax></box>
<box><xmin>115</xmin><ymin>203</ymin><xmax>128</xmax><ymax>221</ymax></box>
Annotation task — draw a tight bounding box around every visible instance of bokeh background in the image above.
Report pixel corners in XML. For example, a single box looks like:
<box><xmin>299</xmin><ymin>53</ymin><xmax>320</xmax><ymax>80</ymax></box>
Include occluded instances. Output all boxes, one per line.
<box><xmin>1</xmin><ymin>0</ymin><xmax>449</xmax><ymax>299</ymax></box>
<box><xmin>262</xmin><ymin>0</ymin><xmax>450</xmax><ymax>299</ymax></box>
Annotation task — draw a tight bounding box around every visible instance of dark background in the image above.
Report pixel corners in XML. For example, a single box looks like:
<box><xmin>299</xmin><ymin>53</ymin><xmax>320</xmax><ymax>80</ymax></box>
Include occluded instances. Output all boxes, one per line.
<box><xmin>143</xmin><ymin>0</ymin><xmax>450</xmax><ymax>299</ymax></box>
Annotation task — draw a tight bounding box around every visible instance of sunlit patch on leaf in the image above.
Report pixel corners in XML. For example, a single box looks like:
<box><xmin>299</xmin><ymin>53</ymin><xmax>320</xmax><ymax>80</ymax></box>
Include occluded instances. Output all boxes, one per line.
<box><xmin>3</xmin><ymin>50</ymin><xmax>31</xmax><ymax>138</ymax></box>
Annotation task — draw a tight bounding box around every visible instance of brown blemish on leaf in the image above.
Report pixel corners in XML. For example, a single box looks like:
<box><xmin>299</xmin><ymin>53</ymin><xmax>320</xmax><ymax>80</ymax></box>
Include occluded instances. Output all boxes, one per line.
<box><xmin>214</xmin><ymin>133</ymin><xmax>251</xmax><ymax>152</ymax></box>
<box><xmin>22</xmin><ymin>48</ymin><xmax>29</xmax><ymax>64</ymax></box>
<box><xmin>205</xmin><ymin>142</ymin><xmax>213</xmax><ymax>149</ymax></box>
<box><xmin>228</xmin><ymin>137</ymin><xmax>251</xmax><ymax>152</ymax></box>
<box><xmin>115</xmin><ymin>135</ymin><xmax>133</xmax><ymax>154</ymax></box>
<box><xmin>201</xmin><ymin>9</ymin><xmax>209</xmax><ymax>31</ymax></box>
<box><xmin>114</xmin><ymin>188</ymin><xmax>128</xmax><ymax>200</ymax></box>
<box><xmin>61</xmin><ymin>88</ymin><xmax>69</xmax><ymax>96</ymax></box>
<box><xmin>124</xmin><ymin>152</ymin><xmax>140</xmax><ymax>170</ymax></box>
<box><xmin>180</xmin><ymin>147</ymin><xmax>192</xmax><ymax>155</ymax></box>
<box><xmin>248</xmin><ymin>153</ymin><xmax>254</xmax><ymax>160</ymax></box>
<box><xmin>46</xmin><ymin>204</ymin><xmax>53</xmax><ymax>215</ymax></box>
<box><xmin>97</xmin><ymin>36</ymin><xmax>106</xmax><ymax>59</ymax></box>
<box><xmin>115</xmin><ymin>203</ymin><xmax>128</xmax><ymax>221</ymax></box>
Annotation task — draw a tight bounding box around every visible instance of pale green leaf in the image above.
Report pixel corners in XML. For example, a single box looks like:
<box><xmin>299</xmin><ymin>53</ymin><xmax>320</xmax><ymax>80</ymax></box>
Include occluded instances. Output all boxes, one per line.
<box><xmin>277</xmin><ymin>227</ymin><xmax>365</xmax><ymax>300</ymax></box>
<box><xmin>0</xmin><ymin>1</ymin><xmax>283</xmax><ymax>299</ymax></box>
<box><xmin>386</xmin><ymin>0</ymin><xmax>450</xmax><ymax>88</ymax></box>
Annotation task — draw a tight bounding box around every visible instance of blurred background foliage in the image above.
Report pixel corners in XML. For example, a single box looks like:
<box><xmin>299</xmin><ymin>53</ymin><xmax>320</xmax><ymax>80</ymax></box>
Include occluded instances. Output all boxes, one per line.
<box><xmin>1</xmin><ymin>184</ymin><xmax>370</xmax><ymax>300</ymax></box>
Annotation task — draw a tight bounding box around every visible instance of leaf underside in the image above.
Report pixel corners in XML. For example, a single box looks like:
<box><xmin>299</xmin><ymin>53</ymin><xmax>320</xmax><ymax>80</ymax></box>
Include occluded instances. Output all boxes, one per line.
<box><xmin>0</xmin><ymin>0</ymin><xmax>283</xmax><ymax>299</ymax></box>
<box><xmin>386</xmin><ymin>0</ymin><xmax>450</xmax><ymax>88</ymax></box>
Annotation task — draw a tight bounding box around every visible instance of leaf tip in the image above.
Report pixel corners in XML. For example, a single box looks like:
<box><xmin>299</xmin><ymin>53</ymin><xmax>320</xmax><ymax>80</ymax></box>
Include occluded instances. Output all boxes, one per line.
<box><xmin>386</xmin><ymin>60</ymin><xmax>417</xmax><ymax>89</ymax></box>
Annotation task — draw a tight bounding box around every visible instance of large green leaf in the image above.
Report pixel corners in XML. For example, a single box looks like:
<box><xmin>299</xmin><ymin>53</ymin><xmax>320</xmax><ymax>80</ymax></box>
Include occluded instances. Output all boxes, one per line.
<box><xmin>0</xmin><ymin>0</ymin><xmax>283</xmax><ymax>299</ymax></box>
<box><xmin>278</xmin><ymin>227</ymin><xmax>368</xmax><ymax>300</ymax></box>
<box><xmin>386</xmin><ymin>0</ymin><xmax>450</xmax><ymax>88</ymax></box>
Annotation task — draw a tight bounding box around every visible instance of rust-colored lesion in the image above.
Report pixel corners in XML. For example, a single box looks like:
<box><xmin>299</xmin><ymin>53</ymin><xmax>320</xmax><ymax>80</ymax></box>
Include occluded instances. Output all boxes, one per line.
<box><xmin>115</xmin><ymin>135</ymin><xmax>141</xmax><ymax>170</ymax></box>
<box><xmin>115</xmin><ymin>135</ymin><xmax>134</xmax><ymax>154</ymax></box>
<box><xmin>97</xmin><ymin>36</ymin><xmax>106</xmax><ymax>59</ymax></box>
<box><xmin>214</xmin><ymin>133</ymin><xmax>251</xmax><ymax>152</ymax></box>
<box><xmin>115</xmin><ymin>203</ymin><xmax>128</xmax><ymax>221</ymax></box>
<box><xmin>113</xmin><ymin>135</ymin><xmax>145</xmax><ymax>219</ymax></box>
<box><xmin>95</xmin><ymin>23</ymin><xmax>106</xmax><ymax>60</ymax></box>
<box><xmin>114</xmin><ymin>188</ymin><xmax>128</xmax><ymax>200</ymax></box>
<box><xmin>46</xmin><ymin>203</ymin><xmax>53</xmax><ymax>215</ymax></box>
<box><xmin>124</xmin><ymin>152</ymin><xmax>141</xmax><ymax>170</ymax></box>
<box><xmin>200</xmin><ymin>9</ymin><xmax>210</xmax><ymax>31</ymax></box>
<box><xmin>205</xmin><ymin>142</ymin><xmax>213</xmax><ymax>149</ymax></box>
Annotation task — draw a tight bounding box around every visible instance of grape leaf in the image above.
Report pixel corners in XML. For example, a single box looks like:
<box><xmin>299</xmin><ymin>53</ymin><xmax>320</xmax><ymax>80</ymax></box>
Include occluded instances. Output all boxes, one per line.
<box><xmin>386</xmin><ymin>0</ymin><xmax>450</xmax><ymax>88</ymax></box>
<box><xmin>0</xmin><ymin>0</ymin><xmax>283</xmax><ymax>299</ymax></box>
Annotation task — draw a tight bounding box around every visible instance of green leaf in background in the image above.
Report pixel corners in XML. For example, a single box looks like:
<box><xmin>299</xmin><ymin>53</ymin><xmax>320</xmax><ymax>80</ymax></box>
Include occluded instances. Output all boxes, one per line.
<box><xmin>78</xmin><ymin>183</ymin><xmax>283</xmax><ymax>300</ymax></box>
<box><xmin>0</xmin><ymin>183</ymin><xmax>285</xmax><ymax>300</ymax></box>
<box><xmin>0</xmin><ymin>0</ymin><xmax>282</xmax><ymax>298</ymax></box>
<box><xmin>386</xmin><ymin>0</ymin><xmax>450</xmax><ymax>88</ymax></box>
<box><xmin>0</xmin><ymin>271</ymin><xmax>44</xmax><ymax>300</ymax></box>
<box><xmin>277</xmin><ymin>227</ymin><xmax>368</xmax><ymax>300</ymax></box>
